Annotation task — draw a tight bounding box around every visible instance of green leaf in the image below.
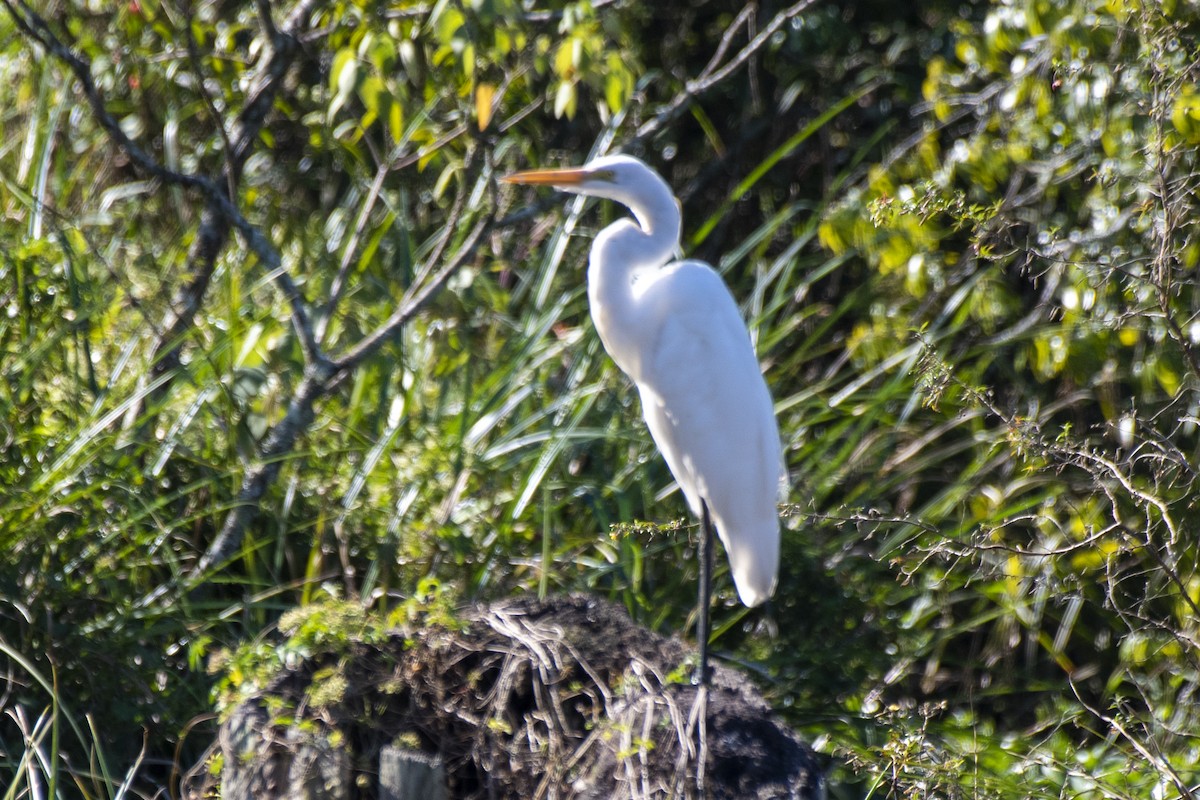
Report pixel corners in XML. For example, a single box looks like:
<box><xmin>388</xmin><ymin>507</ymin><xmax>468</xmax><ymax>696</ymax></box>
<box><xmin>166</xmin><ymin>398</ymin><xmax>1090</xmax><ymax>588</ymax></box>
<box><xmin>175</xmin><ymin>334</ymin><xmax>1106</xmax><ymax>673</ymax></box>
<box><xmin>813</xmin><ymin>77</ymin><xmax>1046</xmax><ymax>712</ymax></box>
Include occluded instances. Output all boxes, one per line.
<box><xmin>553</xmin><ymin>81</ymin><xmax>576</xmax><ymax>119</ymax></box>
<box><xmin>329</xmin><ymin>47</ymin><xmax>358</xmax><ymax>120</ymax></box>
<box><xmin>358</xmin><ymin>74</ymin><xmax>388</xmax><ymax>121</ymax></box>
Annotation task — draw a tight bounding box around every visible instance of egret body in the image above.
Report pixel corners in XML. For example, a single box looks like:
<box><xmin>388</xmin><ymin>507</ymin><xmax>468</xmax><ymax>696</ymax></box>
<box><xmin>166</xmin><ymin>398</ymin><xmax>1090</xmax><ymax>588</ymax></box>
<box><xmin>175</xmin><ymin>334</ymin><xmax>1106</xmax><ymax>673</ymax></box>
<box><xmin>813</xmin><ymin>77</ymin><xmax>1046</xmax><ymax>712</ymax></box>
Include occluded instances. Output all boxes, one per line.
<box><xmin>503</xmin><ymin>156</ymin><xmax>784</xmax><ymax>675</ymax></box>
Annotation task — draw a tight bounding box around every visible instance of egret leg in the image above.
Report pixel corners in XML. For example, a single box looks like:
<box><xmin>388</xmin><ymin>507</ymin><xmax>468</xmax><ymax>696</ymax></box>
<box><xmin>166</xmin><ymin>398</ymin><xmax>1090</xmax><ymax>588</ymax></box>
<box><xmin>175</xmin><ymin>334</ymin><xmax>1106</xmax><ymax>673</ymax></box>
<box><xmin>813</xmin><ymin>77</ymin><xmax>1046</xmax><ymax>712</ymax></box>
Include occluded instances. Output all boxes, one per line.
<box><xmin>695</xmin><ymin>499</ymin><xmax>714</xmax><ymax>686</ymax></box>
<box><xmin>693</xmin><ymin>500</ymin><xmax>714</xmax><ymax>797</ymax></box>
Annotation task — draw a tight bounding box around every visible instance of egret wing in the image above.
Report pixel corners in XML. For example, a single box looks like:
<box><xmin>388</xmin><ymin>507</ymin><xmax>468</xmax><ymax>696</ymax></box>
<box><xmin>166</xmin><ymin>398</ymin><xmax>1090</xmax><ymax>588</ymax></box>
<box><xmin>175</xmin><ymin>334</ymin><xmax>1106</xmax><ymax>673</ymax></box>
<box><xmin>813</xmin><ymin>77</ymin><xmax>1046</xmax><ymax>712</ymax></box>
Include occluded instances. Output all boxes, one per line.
<box><xmin>632</xmin><ymin>261</ymin><xmax>783</xmax><ymax>606</ymax></box>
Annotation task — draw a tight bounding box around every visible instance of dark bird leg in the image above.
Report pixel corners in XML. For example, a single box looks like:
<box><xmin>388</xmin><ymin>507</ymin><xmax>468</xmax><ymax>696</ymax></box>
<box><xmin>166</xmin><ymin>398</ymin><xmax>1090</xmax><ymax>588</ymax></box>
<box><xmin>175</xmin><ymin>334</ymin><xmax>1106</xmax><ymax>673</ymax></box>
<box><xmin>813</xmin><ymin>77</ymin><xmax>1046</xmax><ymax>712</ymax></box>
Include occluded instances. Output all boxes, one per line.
<box><xmin>693</xmin><ymin>500</ymin><xmax>714</xmax><ymax>796</ymax></box>
<box><xmin>695</xmin><ymin>499</ymin><xmax>714</xmax><ymax>686</ymax></box>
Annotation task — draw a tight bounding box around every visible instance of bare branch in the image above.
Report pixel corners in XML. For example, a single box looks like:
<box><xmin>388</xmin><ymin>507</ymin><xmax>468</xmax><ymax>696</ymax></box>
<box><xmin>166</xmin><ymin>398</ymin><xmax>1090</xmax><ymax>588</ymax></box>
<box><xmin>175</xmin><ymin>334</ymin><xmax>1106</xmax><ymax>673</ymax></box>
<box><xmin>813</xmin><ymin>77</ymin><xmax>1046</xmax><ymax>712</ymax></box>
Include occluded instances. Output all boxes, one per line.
<box><xmin>334</xmin><ymin>211</ymin><xmax>492</xmax><ymax>374</ymax></box>
<box><xmin>193</xmin><ymin>366</ymin><xmax>328</xmax><ymax>575</ymax></box>
<box><xmin>255</xmin><ymin>0</ymin><xmax>280</xmax><ymax>41</ymax></box>
<box><xmin>698</xmin><ymin>3</ymin><xmax>758</xmax><ymax>82</ymax></box>
<box><xmin>197</xmin><ymin>148</ymin><xmax>497</xmax><ymax>577</ymax></box>
<box><xmin>7</xmin><ymin>0</ymin><xmax>512</xmax><ymax>598</ymax></box>
<box><xmin>318</xmin><ymin>162</ymin><xmax>392</xmax><ymax>344</ymax></box>
<box><xmin>1068</xmin><ymin>678</ymin><xmax>1197</xmax><ymax>800</ymax></box>
<box><xmin>191</xmin><ymin>211</ymin><xmax>493</xmax><ymax>576</ymax></box>
<box><xmin>5</xmin><ymin>0</ymin><xmax>327</xmax><ymax>417</ymax></box>
<box><xmin>631</xmin><ymin>0</ymin><xmax>819</xmax><ymax>145</ymax></box>
<box><xmin>5</xmin><ymin>0</ymin><xmax>311</xmax><ymax>281</ymax></box>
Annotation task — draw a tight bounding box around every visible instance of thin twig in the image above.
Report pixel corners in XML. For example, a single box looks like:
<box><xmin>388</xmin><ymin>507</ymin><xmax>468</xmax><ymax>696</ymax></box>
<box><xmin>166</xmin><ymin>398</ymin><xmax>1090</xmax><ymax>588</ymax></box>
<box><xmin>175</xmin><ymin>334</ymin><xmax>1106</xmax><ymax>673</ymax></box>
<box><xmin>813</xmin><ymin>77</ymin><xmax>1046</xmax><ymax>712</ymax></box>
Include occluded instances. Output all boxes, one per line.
<box><xmin>318</xmin><ymin>160</ymin><xmax>392</xmax><ymax>343</ymax></box>
<box><xmin>333</xmin><ymin>211</ymin><xmax>492</xmax><ymax>373</ymax></box>
<box><xmin>699</xmin><ymin>3</ymin><xmax>758</xmax><ymax>81</ymax></box>
<box><xmin>1068</xmin><ymin>678</ymin><xmax>1196</xmax><ymax>800</ymax></box>
<box><xmin>180</xmin><ymin>0</ymin><xmax>237</xmax><ymax>197</ymax></box>
<box><xmin>631</xmin><ymin>0</ymin><xmax>819</xmax><ymax>145</ymax></box>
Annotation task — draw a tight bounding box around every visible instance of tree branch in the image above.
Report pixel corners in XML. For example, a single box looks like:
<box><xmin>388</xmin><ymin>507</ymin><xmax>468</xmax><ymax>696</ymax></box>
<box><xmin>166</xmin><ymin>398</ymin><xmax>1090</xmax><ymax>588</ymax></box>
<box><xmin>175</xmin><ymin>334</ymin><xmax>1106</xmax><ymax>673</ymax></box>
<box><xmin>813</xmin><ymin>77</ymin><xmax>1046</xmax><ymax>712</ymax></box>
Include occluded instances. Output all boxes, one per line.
<box><xmin>317</xmin><ymin>160</ymin><xmax>392</xmax><ymax>344</ymax></box>
<box><xmin>4</xmin><ymin>0</ymin><xmax>323</xmax><ymax>382</ymax></box>
<box><xmin>196</xmin><ymin>208</ymin><xmax>494</xmax><ymax>576</ymax></box>
<box><xmin>193</xmin><ymin>363</ymin><xmax>329</xmax><ymax>574</ymax></box>
<box><xmin>334</xmin><ymin>212</ymin><xmax>492</xmax><ymax>375</ymax></box>
<box><xmin>9</xmin><ymin>0</ymin><xmax>511</xmax><ymax>599</ymax></box>
<box><xmin>630</xmin><ymin>0</ymin><xmax>819</xmax><ymax>146</ymax></box>
<box><xmin>192</xmin><ymin>145</ymin><xmax>495</xmax><ymax>577</ymax></box>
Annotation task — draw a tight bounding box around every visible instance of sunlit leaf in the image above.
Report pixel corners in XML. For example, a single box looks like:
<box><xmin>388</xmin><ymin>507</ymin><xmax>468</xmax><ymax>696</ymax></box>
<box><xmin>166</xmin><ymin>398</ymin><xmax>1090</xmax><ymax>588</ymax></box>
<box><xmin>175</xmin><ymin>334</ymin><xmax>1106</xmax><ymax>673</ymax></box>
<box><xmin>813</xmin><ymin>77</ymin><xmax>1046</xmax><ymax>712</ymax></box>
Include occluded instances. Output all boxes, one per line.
<box><xmin>475</xmin><ymin>82</ymin><xmax>496</xmax><ymax>131</ymax></box>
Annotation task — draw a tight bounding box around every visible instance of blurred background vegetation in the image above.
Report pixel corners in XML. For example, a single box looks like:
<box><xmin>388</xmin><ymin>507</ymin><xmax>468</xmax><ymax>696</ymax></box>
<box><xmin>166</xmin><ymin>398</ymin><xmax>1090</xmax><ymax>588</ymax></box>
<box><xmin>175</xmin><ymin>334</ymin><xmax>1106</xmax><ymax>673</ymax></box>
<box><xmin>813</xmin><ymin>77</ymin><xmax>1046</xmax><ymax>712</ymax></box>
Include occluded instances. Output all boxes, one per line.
<box><xmin>2</xmin><ymin>0</ymin><xmax>1200</xmax><ymax>796</ymax></box>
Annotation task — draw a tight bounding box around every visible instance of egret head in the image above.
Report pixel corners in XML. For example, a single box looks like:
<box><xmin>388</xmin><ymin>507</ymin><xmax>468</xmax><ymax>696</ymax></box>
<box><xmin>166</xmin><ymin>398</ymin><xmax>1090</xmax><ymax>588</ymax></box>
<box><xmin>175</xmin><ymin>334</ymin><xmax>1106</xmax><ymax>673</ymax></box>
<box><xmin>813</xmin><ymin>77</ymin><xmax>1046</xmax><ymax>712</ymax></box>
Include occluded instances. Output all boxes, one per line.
<box><xmin>503</xmin><ymin>154</ymin><xmax>681</xmax><ymax>243</ymax></box>
<box><xmin>502</xmin><ymin>154</ymin><xmax>672</xmax><ymax>207</ymax></box>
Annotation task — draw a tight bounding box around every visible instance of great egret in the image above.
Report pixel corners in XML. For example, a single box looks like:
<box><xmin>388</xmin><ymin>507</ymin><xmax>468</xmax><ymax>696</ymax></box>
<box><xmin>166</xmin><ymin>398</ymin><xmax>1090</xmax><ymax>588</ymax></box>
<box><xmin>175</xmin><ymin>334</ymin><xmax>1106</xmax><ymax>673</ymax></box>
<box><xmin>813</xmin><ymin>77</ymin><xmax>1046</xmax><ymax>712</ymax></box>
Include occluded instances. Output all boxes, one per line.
<box><xmin>503</xmin><ymin>155</ymin><xmax>784</xmax><ymax>682</ymax></box>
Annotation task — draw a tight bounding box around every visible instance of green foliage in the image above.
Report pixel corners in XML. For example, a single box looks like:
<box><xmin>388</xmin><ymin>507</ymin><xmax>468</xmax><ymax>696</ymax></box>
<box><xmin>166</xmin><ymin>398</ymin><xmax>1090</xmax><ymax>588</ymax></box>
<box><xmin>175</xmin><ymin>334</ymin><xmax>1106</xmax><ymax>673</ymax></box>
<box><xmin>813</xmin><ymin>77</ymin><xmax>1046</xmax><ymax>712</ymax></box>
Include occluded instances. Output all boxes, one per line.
<box><xmin>809</xmin><ymin>1</ymin><xmax>1200</xmax><ymax>795</ymax></box>
<box><xmin>213</xmin><ymin>579</ymin><xmax>460</xmax><ymax>714</ymax></box>
<box><xmin>4</xmin><ymin>0</ymin><xmax>1200</xmax><ymax>797</ymax></box>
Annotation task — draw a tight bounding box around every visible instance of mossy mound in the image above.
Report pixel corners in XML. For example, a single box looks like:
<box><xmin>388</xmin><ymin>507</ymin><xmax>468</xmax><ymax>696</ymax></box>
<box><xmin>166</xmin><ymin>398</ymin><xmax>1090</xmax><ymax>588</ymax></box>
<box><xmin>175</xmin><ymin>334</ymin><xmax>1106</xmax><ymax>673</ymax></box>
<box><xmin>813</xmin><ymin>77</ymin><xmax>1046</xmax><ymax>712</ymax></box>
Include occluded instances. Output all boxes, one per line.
<box><xmin>185</xmin><ymin>594</ymin><xmax>824</xmax><ymax>799</ymax></box>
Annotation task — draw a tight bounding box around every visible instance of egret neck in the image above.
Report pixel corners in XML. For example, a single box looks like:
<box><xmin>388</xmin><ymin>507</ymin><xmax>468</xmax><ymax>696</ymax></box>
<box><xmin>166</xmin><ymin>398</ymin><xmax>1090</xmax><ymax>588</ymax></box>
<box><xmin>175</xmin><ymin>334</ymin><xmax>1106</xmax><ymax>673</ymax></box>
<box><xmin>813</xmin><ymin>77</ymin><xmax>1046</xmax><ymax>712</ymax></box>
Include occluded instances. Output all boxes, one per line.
<box><xmin>586</xmin><ymin>176</ymin><xmax>681</xmax><ymax>380</ymax></box>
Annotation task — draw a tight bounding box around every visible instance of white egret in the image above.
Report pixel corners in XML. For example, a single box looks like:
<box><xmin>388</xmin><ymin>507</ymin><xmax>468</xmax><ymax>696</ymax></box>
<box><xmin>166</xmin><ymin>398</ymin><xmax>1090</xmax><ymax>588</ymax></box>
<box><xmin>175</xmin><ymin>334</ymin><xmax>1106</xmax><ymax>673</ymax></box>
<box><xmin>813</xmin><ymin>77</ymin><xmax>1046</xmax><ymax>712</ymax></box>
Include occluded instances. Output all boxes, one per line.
<box><xmin>503</xmin><ymin>155</ymin><xmax>784</xmax><ymax>682</ymax></box>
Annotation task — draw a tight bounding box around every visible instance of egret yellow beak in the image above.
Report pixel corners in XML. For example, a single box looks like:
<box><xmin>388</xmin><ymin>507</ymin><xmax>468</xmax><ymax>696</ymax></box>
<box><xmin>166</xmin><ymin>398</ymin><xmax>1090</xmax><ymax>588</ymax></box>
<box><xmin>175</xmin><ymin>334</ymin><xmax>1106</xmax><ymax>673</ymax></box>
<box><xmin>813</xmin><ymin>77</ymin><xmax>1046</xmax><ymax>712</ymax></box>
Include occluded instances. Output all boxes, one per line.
<box><xmin>501</xmin><ymin>167</ymin><xmax>614</xmax><ymax>186</ymax></box>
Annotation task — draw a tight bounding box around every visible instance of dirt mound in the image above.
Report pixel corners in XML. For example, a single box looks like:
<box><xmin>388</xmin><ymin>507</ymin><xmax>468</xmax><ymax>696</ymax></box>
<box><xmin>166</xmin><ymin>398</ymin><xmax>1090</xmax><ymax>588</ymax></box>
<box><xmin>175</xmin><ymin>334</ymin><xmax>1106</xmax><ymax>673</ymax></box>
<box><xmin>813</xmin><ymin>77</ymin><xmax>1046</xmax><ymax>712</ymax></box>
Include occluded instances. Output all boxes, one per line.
<box><xmin>186</xmin><ymin>594</ymin><xmax>824</xmax><ymax>799</ymax></box>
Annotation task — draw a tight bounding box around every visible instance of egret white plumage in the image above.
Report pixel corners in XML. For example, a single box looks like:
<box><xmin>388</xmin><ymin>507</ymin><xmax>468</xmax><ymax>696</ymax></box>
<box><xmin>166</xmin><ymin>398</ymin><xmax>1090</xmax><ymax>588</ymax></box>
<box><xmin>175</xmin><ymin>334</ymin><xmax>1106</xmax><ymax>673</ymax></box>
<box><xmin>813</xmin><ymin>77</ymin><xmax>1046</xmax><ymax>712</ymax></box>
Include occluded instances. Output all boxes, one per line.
<box><xmin>503</xmin><ymin>155</ymin><xmax>784</xmax><ymax>682</ymax></box>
